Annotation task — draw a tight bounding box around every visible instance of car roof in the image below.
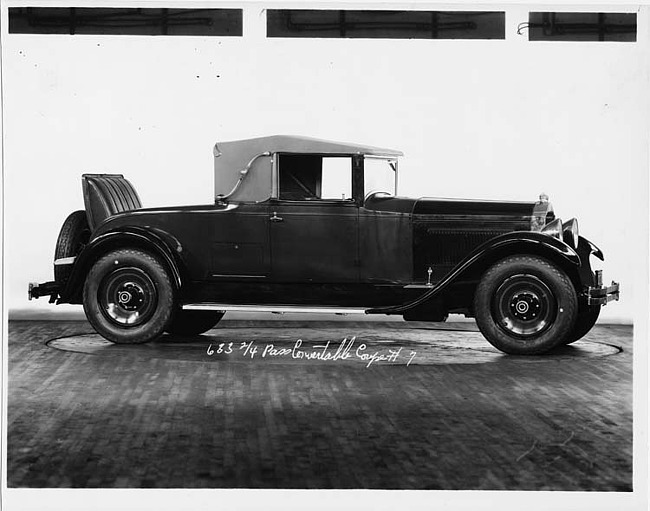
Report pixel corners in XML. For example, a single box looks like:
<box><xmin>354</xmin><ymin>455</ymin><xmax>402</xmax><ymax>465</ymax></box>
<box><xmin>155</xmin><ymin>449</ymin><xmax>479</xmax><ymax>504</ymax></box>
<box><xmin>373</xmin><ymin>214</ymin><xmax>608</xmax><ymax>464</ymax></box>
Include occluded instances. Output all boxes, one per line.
<box><xmin>213</xmin><ymin>135</ymin><xmax>403</xmax><ymax>202</ymax></box>
<box><xmin>214</xmin><ymin>135</ymin><xmax>403</xmax><ymax>162</ymax></box>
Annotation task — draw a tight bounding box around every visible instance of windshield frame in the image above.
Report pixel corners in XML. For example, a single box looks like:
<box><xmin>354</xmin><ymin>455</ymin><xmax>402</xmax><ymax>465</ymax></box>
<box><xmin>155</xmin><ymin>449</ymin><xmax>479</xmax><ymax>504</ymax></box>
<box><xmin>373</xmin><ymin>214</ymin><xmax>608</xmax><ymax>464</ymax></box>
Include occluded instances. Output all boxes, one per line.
<box><xmin>363</xmin><ymin>155</ymin><xmax>399</xmax><ymax>197</ymax></box>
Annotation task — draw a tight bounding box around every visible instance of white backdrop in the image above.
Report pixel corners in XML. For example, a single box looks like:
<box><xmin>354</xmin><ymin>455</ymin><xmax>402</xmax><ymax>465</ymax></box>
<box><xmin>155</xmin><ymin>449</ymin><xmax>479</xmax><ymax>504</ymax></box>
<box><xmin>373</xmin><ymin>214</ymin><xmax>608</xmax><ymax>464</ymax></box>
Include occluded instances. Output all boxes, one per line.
<box><xmin>2</xmin><ymin>1</ymin><xmax>648</xmax><ymax>323</ymax></box>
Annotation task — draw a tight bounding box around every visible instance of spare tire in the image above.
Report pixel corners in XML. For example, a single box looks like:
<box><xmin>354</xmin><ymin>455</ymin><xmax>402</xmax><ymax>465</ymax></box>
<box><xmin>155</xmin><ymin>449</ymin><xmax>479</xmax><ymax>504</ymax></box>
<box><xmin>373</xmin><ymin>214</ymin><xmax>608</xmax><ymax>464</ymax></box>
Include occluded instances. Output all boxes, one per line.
<box><xmin>54</xmin><ymin>210</ymin><xmax>90</xmax><ymax>284</ymax></box>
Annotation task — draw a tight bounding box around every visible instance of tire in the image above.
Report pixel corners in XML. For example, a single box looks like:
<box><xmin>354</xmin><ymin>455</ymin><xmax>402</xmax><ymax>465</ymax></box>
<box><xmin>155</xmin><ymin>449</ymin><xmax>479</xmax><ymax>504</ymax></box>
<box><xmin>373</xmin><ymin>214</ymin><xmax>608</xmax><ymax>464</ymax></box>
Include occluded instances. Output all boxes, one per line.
<box><xmin>54</xmin><ymin>210</ymin><xmax>90</xmax><ymax>284</ymax></box>
<box><xmin>563</xmin><ymin>301</ymin><xmax>601</xmax><ymax>345</ymax></box>
<box><xmin>474</xmin><ymin>255</ymin><xmax>578</xmax><ymax>355</ymax></box>
<box><xmin>165</xmin><ymin>310</ymin><xmax>224</xmax><ymax>336</ymax></box>
<box><xmin>83</xmin><ymin>248</ymin><xmax>175</xmax><ymax>344</ymax></box>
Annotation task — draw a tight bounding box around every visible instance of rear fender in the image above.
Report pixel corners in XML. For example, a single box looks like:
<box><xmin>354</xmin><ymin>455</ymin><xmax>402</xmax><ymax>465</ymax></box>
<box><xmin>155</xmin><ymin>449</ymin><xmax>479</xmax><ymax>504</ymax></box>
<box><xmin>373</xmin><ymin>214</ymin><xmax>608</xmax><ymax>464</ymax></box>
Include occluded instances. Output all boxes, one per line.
<box><xmin>59</xmin><ymin>227</ymin><xmax>183</xmax><ymax>304</ymax></box>
<box><xmin>368</xmin><ymin>231</ymin><xmax>581</xmax><ymax>314</ymax></box>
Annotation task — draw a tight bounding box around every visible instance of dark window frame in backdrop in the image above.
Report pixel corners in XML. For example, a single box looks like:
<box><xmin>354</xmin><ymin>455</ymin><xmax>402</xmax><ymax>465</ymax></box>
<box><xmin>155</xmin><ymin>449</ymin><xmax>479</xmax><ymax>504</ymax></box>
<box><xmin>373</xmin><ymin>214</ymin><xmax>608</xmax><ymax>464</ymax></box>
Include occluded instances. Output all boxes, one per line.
<box><xmin>524</xmin><ymin>12</ymin><xmax>636</xmax><ymax>42</ymax></box>
<box><xmin>8</xmin><ymin>7</ymin><xmax>243</xmax><ymax>36</ymax></box>
<box><xmin>266</xmin><ymin>10</ymin><xmax>506</xmax><ymax>39</ymax></box>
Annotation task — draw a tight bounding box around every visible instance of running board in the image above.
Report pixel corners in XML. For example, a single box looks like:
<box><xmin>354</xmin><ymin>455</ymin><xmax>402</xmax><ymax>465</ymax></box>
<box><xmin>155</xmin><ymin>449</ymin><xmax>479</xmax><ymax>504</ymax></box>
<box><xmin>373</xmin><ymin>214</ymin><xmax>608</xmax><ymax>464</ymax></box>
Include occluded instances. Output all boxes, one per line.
<box><xmin>183</xmin><ymin>303</ymin><xmax>368</xmax><ymax>315</ymax></box>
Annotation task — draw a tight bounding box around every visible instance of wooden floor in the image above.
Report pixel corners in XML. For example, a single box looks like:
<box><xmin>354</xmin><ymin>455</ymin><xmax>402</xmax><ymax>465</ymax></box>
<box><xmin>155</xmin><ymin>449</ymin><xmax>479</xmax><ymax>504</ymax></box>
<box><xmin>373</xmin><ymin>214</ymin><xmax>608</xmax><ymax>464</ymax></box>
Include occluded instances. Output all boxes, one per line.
<box><xmin>6</xmin><ymin>319</ymin><xmax>633</xmax><ymax>490</ymax></box>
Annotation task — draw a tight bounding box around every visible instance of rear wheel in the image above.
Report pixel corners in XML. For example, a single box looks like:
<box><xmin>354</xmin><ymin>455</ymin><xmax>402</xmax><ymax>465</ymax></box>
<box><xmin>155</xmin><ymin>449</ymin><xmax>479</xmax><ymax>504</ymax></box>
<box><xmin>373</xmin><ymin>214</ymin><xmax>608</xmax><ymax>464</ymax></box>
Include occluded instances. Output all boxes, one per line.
<box><xmin>83</xmin><ymin>248</ymin><xmax>175</xmax><ymax>344</ymax></box>
<box><xmin>166</xmin><ymin>310</ymin><xmax>224</xmax><ymax>336</ymax></box>
<box><xmin>474</xmin><ymin>255</ymin><xmax>578</xmax><ymax>355</ymax></box>
<box><xmin>54</xmin><ymin>210</ymin><xmax>90</xmax><ymax>284</ymax></box>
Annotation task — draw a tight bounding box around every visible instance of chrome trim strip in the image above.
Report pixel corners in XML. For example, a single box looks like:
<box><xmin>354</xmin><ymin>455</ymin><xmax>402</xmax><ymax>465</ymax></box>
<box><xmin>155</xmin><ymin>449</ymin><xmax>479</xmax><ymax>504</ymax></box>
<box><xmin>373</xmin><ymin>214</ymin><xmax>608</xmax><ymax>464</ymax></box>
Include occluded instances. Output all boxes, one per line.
<box><xmin>184</xmin><ymin>304</ymin><xmax>368</xmax><ymax>314</ymax></box>
<box><xmin>412</xmin><ymin>215</ymin><xmax>532</xmax><ymax>222</ymax></box>
<box><xmin>54</xmin><ymin>256</ymin><xmax>76</xmax><ymax>266</ymax></box>
<box><xmin>210</xmin><ymin>274</ymin><xmax>267</xmax><ymax>279</ymax></box>
<box><xmin>363</xmin><ymin>154</ymin><xmax>399</xmax><ymax>160</ymax></box>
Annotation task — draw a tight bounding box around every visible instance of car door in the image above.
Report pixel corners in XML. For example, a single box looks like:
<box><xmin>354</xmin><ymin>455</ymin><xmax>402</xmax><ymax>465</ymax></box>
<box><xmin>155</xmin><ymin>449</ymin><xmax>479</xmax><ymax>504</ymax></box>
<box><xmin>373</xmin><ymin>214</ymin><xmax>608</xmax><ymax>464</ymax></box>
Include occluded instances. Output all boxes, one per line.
<box><xmin>269</xmin><ymin>154</ymin><xmax>359</xmax><ymax>283</ymax></box>
<box><xmin>269</xmin><ymin>200</ymin><xmax>359</xmax><ymax>282</ymax></box>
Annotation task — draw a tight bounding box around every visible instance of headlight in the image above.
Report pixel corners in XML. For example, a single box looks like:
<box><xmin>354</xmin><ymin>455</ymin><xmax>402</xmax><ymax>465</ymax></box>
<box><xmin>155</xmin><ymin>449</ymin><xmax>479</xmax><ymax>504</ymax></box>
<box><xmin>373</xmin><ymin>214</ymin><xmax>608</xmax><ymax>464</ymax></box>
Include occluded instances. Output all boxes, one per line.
<box><xmin>541</xmin><ymin>218</ymin><xmax>563</xmax><ymax>240</ymax></box>
<box><xmin>562</xmin><ymin>218</ymin><xmax>579</xmax><ymax>248</ymax></box>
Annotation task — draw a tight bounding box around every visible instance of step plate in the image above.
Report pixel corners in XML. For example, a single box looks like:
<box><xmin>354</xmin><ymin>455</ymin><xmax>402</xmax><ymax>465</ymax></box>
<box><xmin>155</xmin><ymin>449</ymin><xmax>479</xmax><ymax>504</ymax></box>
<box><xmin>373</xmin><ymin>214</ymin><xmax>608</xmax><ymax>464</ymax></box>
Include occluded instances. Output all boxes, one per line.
<box><xmin>183</xmin><ymin>303</ymin><xmax>368</xmax><ymax>315</ymax></box>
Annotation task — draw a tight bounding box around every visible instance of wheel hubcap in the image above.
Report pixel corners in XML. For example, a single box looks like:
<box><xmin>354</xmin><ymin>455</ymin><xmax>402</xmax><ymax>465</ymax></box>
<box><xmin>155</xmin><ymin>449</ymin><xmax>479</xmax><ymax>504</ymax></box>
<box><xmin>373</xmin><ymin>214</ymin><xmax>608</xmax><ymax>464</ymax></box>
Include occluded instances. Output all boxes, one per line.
<box><xmin>510</xmin><ymin>292</ymin><xmax>541</xmax><ymax>320</ymax></box>
<box><xmin>99</xmin><ymin>267</ymin><xmax>157</xmax><ymax>327</ymax></box>
<box><xmin>492</xmin><ymin>274</ymin><xmax>556</xmax><ymax>338</ymax></box>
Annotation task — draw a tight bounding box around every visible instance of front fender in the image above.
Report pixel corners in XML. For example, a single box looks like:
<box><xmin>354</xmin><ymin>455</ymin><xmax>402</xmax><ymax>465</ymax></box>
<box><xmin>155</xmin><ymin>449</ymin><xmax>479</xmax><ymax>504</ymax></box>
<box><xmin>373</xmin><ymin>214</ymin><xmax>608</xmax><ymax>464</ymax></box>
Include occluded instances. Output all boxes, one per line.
<box><xmin>577</xmin><ymin>235</ymin><xmax>604</xmax><ymax>261</ymax></box>
<box><xmin>59</xmin><ymin>227</ymin><xmax>183</xmax><ymax>304</ymax></box>
<box><xmin>369</xmin><ymin>231</ymin><xmax>580</xmax><ymax>314</ymax></box>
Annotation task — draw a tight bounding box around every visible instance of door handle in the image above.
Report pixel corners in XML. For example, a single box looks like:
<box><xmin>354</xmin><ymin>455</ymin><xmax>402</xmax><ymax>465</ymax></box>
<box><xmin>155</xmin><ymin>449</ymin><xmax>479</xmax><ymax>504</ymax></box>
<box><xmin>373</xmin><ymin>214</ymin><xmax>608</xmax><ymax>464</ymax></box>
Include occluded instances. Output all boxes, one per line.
<box><xmin>270</xmin><ymin>212</ymin><xmax>284</xmax><ymax>222</ymax></box>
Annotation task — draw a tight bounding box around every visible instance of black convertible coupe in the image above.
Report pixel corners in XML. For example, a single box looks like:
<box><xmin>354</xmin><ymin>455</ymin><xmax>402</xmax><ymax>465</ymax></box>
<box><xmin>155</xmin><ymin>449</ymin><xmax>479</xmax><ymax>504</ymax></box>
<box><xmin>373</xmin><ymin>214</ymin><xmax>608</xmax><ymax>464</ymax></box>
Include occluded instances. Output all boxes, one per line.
<box><xmin>29</xmin><ymin>135</ymin><xmax>619</xmax><ymax>354</ymax></box>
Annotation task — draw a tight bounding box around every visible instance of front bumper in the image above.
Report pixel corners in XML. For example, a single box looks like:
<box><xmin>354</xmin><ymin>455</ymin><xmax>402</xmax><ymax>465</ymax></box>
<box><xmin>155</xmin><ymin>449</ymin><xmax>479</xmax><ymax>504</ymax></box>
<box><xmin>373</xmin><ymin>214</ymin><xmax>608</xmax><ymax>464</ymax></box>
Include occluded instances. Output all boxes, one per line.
<box><xmin>585</xmin><ymin>270</ymin><xmax>620</xmax><ymax>306</ymax></box>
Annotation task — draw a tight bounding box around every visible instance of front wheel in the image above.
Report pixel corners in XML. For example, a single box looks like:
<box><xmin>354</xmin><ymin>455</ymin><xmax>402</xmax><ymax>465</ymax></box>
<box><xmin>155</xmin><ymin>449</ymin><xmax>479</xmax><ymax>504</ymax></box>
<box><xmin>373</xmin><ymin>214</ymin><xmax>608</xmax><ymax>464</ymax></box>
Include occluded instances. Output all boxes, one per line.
<box><xmin>474</xmin><ymin>255</ymin><xmax>578</xmax><ymax>355</ymax></box>
<box><xmin>83</xmin><ymin>248</ymin><xmax>175</xmax><ymax>344</ymax></box>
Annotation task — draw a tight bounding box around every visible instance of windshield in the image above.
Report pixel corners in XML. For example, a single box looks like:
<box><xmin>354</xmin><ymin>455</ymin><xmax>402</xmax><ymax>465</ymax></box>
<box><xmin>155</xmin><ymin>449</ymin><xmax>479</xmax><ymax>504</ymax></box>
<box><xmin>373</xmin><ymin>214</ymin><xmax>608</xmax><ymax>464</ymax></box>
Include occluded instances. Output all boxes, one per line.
<box><xmin>364</xmin><ymin>157</ymin><xmax>397</xmax><ymax>196</ymax></box>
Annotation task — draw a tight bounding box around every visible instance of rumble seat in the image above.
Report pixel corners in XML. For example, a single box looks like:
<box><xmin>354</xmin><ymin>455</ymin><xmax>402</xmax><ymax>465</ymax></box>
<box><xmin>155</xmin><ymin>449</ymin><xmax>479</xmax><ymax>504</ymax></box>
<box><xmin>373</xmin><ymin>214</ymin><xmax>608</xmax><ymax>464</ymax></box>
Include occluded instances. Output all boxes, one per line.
<box><xmin>82</xmin><ymin>174</ymin><xmax>142</xmax><ymax>231</ymax></box>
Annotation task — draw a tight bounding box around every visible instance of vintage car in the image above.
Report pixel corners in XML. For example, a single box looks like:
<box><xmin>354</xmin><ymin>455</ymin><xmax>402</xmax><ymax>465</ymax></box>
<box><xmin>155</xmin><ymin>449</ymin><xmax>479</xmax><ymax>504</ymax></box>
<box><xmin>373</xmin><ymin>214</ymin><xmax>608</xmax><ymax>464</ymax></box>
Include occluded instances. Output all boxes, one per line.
<box><xmin>29</xmin><ymin>135</ymin><xmax>619</xmax><ymax>355</ymax></box>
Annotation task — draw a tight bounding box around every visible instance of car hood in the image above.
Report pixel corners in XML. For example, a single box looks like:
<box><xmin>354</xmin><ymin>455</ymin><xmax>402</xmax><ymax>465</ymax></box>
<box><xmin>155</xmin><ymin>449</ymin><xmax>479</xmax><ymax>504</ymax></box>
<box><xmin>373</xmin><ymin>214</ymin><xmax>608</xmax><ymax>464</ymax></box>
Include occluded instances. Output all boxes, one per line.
<box><xmin>413</xmin><ymin>197</ymin><xmax>537</xmax><ymax>217</ymax></box>
<box><xmin>364</xmin><ymin>194</ymin><xmax>550</xmax><ymax>228</ymax></box>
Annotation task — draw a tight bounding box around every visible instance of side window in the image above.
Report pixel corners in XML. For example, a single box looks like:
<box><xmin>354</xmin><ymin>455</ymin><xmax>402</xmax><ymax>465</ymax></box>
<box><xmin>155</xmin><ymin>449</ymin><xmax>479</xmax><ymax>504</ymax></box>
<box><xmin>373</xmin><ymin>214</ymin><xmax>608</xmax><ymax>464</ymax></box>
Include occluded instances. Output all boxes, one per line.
<box><xmin>278</xmin><ymin>154</ymin><xmax>352</xmax><ymax>201</ymax></box>
<box><xmin>321</xmin><ymin>157</ymin><xmax>352</xmax><ymax>200</ymax></box>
